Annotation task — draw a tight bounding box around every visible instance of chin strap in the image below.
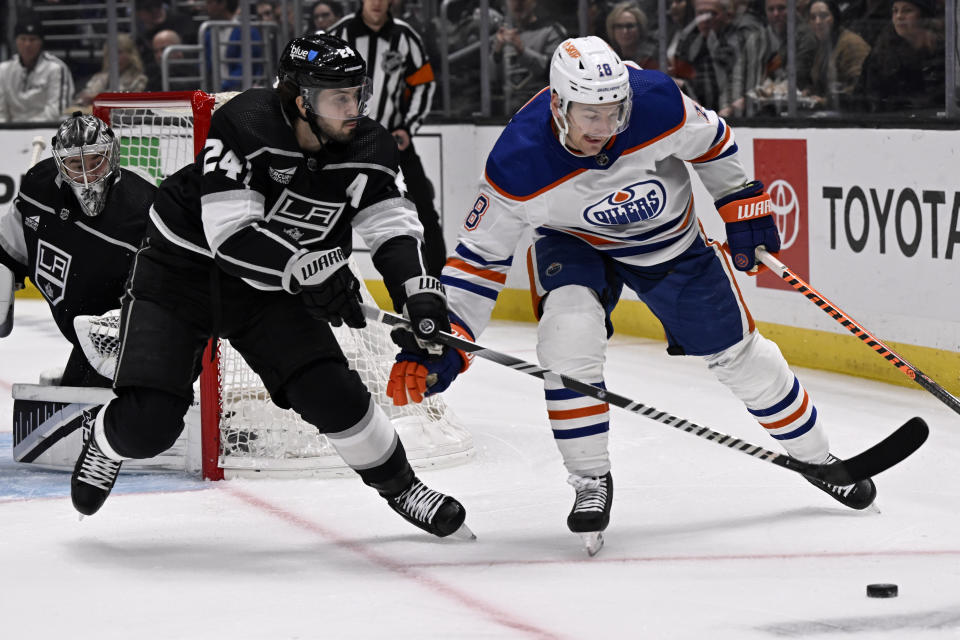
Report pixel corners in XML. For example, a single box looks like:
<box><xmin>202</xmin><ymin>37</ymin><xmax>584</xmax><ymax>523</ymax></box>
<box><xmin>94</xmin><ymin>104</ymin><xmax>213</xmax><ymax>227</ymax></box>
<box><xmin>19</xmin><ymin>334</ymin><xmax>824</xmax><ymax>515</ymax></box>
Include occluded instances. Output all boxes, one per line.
<box><xmin>298</xmin><ymin>108</ymin><xmax>328</xmax><ymax>150</ymax></box>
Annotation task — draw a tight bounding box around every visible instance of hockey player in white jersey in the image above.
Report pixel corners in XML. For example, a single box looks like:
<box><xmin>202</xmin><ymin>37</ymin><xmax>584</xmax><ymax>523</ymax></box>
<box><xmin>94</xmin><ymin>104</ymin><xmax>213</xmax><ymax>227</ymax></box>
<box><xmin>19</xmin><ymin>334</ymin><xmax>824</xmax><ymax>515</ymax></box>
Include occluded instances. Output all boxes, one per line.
<box><xmin>387</xmin><ymin>36</ymin><xmax>876</xmax><ymax>554</ymax></box>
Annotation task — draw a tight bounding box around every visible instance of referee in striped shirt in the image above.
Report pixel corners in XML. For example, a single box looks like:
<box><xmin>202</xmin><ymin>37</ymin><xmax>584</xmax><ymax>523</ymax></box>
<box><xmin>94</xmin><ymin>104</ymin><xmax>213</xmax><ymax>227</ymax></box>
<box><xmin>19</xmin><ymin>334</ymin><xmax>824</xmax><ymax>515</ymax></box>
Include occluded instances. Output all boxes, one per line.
<box><xmin>328</xmin><ymin>0</ymin><xmax>445</xmax><ymax>276</ymax></box>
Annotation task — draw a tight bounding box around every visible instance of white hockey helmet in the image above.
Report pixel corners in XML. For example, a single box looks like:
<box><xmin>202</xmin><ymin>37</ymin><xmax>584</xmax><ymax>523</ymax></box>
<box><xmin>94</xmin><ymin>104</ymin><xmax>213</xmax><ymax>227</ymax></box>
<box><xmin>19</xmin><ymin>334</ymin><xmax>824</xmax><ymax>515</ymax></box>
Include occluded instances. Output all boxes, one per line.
<box><xmin>549</xmin><ymin>36</ymin><xmax>632</xmax><ymax>150</ymax></box>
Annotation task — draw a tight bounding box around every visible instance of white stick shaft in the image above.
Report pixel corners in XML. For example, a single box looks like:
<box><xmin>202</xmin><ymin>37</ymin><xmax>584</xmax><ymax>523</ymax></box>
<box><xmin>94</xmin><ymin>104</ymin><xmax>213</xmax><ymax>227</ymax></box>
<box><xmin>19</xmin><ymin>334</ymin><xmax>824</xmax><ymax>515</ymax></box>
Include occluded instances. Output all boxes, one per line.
<box><xmin>29</xmin><ymin>135</ymin><xmax>47</xmax><ymax>168</ymax></box>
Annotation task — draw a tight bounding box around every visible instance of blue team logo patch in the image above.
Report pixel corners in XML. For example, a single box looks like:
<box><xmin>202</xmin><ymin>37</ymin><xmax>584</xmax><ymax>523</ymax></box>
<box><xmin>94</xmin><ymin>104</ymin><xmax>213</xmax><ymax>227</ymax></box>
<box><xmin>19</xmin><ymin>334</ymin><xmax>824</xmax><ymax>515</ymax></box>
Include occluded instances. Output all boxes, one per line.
<box><xmin>308</xmin><ymin>50</ymin><xmax>318</xmax><ymax>61</ymax></box>
<box><xmin>582</xmin><ymin>180</ymin><xmax>667</xmax><ymax>226</ymax></box>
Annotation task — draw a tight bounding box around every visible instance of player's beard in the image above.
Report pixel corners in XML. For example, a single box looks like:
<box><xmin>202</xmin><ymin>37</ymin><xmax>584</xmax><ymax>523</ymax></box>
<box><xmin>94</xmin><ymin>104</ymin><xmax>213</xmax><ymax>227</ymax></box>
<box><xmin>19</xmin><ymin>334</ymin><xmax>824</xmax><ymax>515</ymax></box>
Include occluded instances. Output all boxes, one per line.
<box><xmin>314</xmin><ymin>115</ymin><xmax>358</xmax><ymax>145</ymax></box>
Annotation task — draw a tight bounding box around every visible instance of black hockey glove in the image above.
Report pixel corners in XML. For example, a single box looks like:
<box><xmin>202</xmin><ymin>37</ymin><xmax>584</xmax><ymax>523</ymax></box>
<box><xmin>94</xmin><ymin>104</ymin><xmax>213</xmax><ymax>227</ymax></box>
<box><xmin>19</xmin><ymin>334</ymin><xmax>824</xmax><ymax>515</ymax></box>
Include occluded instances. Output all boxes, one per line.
<box><xmin>285</xmin><ymin>248</ymin><xmax>365</xmax><ymax>329</ymax></box>
<box><xmin>402</xmin><ymin>275</ymin><xmax>451</xmax><ymax>346</ymax></box>
<box><xmin>301</xmin><ymin>266</ymin><xmax>365</xmax><ymax>328</ymax></box>
<box><xmin>386</xmin><ymin>276</ymin><xmax>473</xmax><ymax>405</ymax></box>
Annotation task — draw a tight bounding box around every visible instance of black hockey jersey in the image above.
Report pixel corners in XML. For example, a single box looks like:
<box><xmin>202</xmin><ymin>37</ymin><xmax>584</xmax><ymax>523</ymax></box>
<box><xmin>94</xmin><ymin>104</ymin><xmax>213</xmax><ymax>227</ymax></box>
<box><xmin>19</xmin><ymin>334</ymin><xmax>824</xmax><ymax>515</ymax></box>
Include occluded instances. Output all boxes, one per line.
<box><xmin>148</xmin><ymin>88</ymin><xmax>428</xmax><ymax>307</ymax></box>
<box><xmin>0</xmin><ymin>159</ymin><xmax>155</xmax><ymax>346</ymax></box>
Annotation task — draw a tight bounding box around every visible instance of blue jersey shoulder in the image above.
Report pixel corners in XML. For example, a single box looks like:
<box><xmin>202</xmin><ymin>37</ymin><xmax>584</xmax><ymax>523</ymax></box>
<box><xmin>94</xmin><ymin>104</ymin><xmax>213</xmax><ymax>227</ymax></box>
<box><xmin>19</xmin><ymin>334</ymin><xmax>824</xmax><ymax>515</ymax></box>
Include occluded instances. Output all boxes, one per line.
<box><xmin>483</xmin><ymin>89</ymin><xmax>572</xmax><ymax>200</ymax></box>
<box><xmin>615</xmin><ymin>67</ymin><xmax>686</xmax><ymax>150</ymax></box>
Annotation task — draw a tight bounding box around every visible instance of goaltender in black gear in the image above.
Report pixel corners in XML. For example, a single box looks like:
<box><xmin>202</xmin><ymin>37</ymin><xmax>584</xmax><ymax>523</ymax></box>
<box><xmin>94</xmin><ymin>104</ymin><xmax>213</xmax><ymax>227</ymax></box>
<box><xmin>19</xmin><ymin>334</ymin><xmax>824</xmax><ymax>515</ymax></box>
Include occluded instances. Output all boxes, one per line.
<box><xmin>0</xmin><ymin>113</ymin><xmax>155</xmax><ymax>386</ymax></box>
<box><xmin>70</xmin><ymin>34</ymin><xmax>472</xmax><ymax>539</ymax></box>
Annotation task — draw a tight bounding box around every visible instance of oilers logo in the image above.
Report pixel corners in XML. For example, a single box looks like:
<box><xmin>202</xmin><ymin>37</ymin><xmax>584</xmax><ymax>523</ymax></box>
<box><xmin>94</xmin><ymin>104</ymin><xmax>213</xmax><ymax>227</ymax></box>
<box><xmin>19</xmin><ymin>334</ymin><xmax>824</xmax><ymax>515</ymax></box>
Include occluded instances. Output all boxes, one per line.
<box><xmin>582</xmin><ymin>180</ymin><xmax>667</xmax><ymax>226</ymax></box>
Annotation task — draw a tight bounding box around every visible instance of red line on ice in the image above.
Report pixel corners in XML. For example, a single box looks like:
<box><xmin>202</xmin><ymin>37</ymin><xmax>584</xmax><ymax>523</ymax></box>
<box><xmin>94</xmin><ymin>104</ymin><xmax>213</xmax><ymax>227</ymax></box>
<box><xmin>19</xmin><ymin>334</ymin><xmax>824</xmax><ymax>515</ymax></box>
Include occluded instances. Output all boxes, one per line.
<box><xmin>224</xmin><ymin>485</ymin><xmax>564</xmax><ymax>640</ymax></box>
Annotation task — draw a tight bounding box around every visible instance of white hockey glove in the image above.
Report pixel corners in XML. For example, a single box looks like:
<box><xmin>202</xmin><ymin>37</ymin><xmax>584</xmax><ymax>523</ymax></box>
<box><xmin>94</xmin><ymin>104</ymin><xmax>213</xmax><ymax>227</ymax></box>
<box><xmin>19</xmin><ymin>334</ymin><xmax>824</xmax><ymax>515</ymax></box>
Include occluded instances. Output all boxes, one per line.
<box><xmin>74</xmin><ymin>310</ymin><xmax>121</xmax><ymax>379</ymax></box>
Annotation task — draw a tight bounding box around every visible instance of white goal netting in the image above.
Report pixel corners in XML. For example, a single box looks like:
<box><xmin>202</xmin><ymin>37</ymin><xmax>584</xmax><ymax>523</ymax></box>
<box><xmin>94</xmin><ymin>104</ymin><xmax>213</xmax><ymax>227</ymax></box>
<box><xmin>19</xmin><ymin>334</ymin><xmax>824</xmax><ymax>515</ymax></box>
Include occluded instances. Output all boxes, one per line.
<box><xmin>93</xmin><ymin>91</ymin><xmax>473</xmax><ymax>478</ymax></box>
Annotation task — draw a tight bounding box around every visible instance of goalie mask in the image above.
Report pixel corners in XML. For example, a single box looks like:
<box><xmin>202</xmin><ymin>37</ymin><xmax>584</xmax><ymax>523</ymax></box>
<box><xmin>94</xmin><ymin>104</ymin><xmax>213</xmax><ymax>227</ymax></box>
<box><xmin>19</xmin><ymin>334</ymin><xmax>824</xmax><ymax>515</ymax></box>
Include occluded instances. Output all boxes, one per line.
<box><xmin>52</xmin><ymin>113</ymin><xmax>120</xmax><ymax>217</ymax></box>
<box><xmin>277</xmin><ymin>34</ymin><xmax>372</xmax><ymax>130</ymax></box>
<box><xmin>549</xmin><ymin>36</ymin><xmax>632</xmax><ymax>153</ymax></box>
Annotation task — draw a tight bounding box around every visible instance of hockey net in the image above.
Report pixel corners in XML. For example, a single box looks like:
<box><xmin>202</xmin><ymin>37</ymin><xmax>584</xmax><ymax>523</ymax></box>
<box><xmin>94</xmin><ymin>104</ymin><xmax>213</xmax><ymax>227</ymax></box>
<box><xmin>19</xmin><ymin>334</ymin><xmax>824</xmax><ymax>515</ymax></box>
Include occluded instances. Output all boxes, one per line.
<box><xmin>91</xmin><ymin>91</ymin><xmax>473</xmax><ymax>479</ymax></box>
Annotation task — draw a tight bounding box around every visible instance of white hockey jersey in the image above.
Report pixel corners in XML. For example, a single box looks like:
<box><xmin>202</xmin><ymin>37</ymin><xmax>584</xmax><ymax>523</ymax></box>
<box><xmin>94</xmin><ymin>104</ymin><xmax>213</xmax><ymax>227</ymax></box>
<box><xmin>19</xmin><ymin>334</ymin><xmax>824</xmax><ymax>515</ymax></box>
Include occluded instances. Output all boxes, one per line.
<box><xmin>443</xmin><ymin>67</ymin><xmax>752</xmax><ymax>339</ymax></box>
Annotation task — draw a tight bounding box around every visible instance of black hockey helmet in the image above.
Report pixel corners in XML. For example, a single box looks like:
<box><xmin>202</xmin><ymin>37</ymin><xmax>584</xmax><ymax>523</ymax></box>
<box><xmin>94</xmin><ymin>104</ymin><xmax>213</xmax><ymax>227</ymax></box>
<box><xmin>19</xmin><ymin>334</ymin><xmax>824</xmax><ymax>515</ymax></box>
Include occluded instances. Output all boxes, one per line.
<box><xmin>51</xmin><ymin>112</ymin><xmax>120</xmax><ymax>217</ymax></box>
<box><xmin>278</xmin><ymin>33</ymin><xmax>367</xmax><ymax>89</ymax></box>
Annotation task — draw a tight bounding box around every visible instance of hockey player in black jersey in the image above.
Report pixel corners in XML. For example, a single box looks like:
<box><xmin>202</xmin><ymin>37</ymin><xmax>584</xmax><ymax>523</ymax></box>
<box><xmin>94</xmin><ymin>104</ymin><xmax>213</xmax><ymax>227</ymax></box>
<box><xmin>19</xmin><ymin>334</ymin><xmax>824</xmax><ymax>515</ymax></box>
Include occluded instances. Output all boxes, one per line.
<box><xmin>0</xmin><ymin>113</ymin><xmax>155</xmax><ymax>386</ymax></box>
<box><xmin>70</xmin><ymin>33</ymin><xmax>472</xmax><ymax>539</ymax></box>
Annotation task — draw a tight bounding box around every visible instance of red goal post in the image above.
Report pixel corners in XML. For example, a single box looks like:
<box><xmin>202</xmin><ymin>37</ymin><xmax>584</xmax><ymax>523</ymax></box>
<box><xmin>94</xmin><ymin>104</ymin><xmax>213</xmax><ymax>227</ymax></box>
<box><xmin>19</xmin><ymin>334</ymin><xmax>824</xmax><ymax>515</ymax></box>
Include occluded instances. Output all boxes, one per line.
<box><xmin>91</xmin><ymin>90</ymin><xmax>473</xmax><ymax>480</ymax></box>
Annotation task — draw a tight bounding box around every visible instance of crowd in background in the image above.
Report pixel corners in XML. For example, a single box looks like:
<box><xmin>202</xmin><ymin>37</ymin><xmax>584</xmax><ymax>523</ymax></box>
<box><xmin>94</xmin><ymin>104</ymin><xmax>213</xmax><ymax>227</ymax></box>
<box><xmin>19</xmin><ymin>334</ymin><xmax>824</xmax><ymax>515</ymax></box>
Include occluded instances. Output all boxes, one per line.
<box><xmin>0</xmin><ymin>0</ymin><xmax>956</xmax><ymax>123</ymax></box>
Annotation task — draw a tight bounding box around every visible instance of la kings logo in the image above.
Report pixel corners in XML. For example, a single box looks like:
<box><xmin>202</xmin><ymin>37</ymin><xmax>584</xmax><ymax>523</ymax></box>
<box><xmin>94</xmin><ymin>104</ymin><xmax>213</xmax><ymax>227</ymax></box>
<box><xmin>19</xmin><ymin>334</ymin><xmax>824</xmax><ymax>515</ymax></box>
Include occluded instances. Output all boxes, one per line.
<box><xmin>266</xmin><ymin>188</ymin><xmax>346</xmax><ymax>241</ymax></box>
<box><xmin>35</xmin><ymin>240</ymin><xmax>71</xmax><ymax>304</ymax></box>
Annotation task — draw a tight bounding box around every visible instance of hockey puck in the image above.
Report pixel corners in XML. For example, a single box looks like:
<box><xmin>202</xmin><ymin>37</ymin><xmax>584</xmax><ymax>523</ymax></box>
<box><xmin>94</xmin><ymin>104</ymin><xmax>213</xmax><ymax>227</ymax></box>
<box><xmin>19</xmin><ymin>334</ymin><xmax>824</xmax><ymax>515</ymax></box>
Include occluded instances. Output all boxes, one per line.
<box><xmin>866</xmin><ymin>583</ymin><xmax>898</xmax><ymax>598</ymax></box>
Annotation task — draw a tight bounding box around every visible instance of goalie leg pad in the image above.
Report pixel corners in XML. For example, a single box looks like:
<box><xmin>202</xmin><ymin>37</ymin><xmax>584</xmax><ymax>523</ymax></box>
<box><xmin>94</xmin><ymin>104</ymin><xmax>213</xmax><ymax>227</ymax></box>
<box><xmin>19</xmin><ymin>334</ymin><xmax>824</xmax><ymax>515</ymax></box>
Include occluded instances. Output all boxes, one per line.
<box><xmin>538</xmin><ymin>285</ymin><xmax>611</xmax><ymax>477</ymax></box>
<box><xmin>102</xmin><ymin>387</ymin><xmax>192</xmax><ymax>459</ymax></box>
<box><xmin>704</xmin><ymin>331</ymin><xmax>829</xmax><ymax>462</ymax></box>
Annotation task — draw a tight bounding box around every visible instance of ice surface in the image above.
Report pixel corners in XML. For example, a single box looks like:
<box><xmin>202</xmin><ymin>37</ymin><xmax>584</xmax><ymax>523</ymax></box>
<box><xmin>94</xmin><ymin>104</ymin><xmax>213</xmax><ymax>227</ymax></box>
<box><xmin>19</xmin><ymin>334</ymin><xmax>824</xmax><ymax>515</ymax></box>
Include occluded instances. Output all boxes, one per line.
<box><xmin>2</xmin><ymin>300</ymin><xmax>958</xmax><ymax>639</ymax></box>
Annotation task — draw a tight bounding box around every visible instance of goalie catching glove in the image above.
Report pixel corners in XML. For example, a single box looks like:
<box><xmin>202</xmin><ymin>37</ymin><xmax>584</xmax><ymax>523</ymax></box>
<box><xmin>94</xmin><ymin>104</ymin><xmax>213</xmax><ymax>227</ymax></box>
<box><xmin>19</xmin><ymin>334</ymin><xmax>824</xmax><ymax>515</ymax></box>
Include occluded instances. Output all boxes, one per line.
<box><xmin>284</xmin><ymin>247</ymin><xmax>365</xmax><ymax>328</ymax></box>
<box><xmin>716</xmin><ymin>180</ymin><xmax>780</xmax><ymax>274</ymax></box>
<box><xmin>387</xmin><ymin>276</ymin><xmax>473</xmax><ymax>406</ymax></box>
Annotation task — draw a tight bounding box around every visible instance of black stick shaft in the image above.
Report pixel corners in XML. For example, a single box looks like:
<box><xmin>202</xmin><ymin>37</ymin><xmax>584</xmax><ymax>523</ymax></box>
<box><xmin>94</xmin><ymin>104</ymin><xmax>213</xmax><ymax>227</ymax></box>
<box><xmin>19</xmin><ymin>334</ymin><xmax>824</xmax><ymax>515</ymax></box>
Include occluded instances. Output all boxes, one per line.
<box><xmin>363</xmin><ymin>305</ymin><xmax>927</xmax><ymax>484</ymax></box>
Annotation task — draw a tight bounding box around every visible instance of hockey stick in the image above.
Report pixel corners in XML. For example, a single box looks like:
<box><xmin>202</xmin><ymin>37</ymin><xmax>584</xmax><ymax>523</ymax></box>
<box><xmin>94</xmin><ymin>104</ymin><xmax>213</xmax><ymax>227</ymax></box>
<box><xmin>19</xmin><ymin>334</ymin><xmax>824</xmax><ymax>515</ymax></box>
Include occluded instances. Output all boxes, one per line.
<box><xmin>30</xmin><ymin>135</ymin><xmax>47</xmax><ymax>167</ymax></box>
<box><xmin>756</xmin><ymin>247</ymin><xmax>960</xmax><ymax>417</ymax></box>
<box><xmin>363</xmin><ymin>304</ymin><xmax>927</xmax><ymax>485</ymax></box>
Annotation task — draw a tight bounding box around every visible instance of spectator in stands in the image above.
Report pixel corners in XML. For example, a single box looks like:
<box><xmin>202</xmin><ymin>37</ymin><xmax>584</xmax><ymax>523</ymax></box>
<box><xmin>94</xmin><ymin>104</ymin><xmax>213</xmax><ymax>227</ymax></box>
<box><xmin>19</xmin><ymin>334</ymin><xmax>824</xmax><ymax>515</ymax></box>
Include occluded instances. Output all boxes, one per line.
<box><xmin>606</xmin><ymin>2</ymin><xmax>659</xmax><ymax>69</ymax></box>
<box><xmin>736</xmin><ymin>0</ymin><xmax>818</xmax><ymax>113</ymax></box>
<box><xmin>844</xmin><ymin>0</ymin><xmax>891</xmax><ymax>45</ymax></box>
<box><xmin>491</xmin><ymin>0</ymin><xmax>567</xmax><ymax>115</ymax></box>
<box><xmin>74</xmin><ymin>34</ymin><xmax>149</xmax><ymax>107</ymax></box>
<box><xmin>666</xmin><ymin>0</ymin><xmax>698</xmax><ymax>65</ymax></box>
<box><xmin>256</xmin><ymin>0</ymin><xmax>278</xmax><ymax>23</ymax></box>
<box><xmin>313</xmin><ymin>1</ymin><xmax>345</xmax><ymax>32</ymax></box>
<box><xmin>134</xmin><ymin>0</ymin><xmax>197</xmax><ymax>67</ymax></box>
<box><xmin>855</xmin><ymin>0</ymin><xmax>944</xmax><ymax>112</ymax></box>
<box><xmin>804</xmin><ymin>0</ymin><xmax>871</xmax><ymax>110</ymax></box>
<box><xmin>0</xmin><ymin>16</ymin><xmax>74</xmax><ymax>122</ymax></box>
<box><xmin>145</xmin><ymin>29</ymin><xmax>193</xmax><ymax>91</ymax></box>
<box><xmin>672</xmin><ymin>0</ymin><xmax>753</xmax><ymax>113</ymax></box>
<box><xmin>587</xmin><ymin>0</ymin><xmax>614</xmax><ymax>42</ymax></box>
<box><xmin>203</xmin><ymin>0</ymin><xmax>265</xmax><ymax>90</ymax></box>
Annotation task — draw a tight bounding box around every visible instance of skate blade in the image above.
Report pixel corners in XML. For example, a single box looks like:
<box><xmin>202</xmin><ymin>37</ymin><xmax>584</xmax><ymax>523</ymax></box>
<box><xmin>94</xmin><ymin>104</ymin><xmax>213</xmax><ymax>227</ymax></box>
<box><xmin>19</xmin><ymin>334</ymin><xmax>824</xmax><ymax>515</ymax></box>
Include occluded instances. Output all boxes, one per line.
<box><xmin>448</xmin><ymin>522</ymin><xmax>476</xmax><ymax>541</ymax></box>
<box><xmin>579</xmin><ymin>532</ymin><xmax>604</xmax><ymax>556</ymax></box>
<box><xmin>867</xmin><ymin>501</ymin><xmax>881</xmax><ymax>514</ymax></box>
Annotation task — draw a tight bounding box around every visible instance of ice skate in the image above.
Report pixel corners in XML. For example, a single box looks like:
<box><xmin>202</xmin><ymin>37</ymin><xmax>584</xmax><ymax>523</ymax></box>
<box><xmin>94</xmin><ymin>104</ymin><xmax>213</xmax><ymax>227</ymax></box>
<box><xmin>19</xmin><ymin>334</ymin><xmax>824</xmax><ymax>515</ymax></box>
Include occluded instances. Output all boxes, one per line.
<box><xmin>567</xmin><ymin>472</ymin><xmax>613</xmax><ymax>556</ymax></box>
<box><xmin>71</xmin><ymin>426</ymin><xmax>122</xmax><ymax>517</ymax></box>
<box><xmin>806</xmin><ymin>454</ymin><xmax>877</xmax><ymax>510</ymax></box>
<box><xmin>387</xmin><ymin>477</ymin><xmax>474</xmax><ymax>539</ymax></box>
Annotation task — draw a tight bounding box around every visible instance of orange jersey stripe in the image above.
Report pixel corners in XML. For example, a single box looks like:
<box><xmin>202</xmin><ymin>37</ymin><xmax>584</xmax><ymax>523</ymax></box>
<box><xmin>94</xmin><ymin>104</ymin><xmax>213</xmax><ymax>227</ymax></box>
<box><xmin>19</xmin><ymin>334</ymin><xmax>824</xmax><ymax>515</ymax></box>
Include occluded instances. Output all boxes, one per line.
<box><xmin>690</xmin><ymin>125</ymin><xmax>731</xmax><ymax>164</ymax></box>
<box><xmin>526</xmin><ymin>247</ymin><xmax>543</xmax><ymax>319</ymax></box>
<box><xmin>486</xmin><ymin>167</ymin><xmax>588</xmax><ymax>202</ymax></box>
<box><xmin>759</xmin><ymin>391</ymin><xmax>810</xmax><ymax>430</ymax></box>
<box><xmin>548</xmin><ymin>404</ymin><xmax>610</xmax><ymax>420</ymax></box>
<box><xmin>446</xmin><ymin>258</ymin><xmax>507</xmax><ymax>284</ymax></box>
